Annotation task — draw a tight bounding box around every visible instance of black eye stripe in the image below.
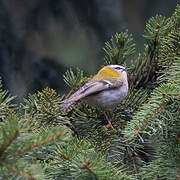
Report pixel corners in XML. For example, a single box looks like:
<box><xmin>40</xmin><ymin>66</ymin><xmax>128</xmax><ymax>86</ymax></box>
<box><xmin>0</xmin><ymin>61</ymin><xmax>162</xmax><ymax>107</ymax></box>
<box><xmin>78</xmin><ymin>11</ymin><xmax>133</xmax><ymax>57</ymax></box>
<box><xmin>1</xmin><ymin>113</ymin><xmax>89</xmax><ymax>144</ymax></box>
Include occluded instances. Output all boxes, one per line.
<box><xmin>115</xmin><ymin>67</ymin><xmax>123</xmax><ymax>70</ymax></box>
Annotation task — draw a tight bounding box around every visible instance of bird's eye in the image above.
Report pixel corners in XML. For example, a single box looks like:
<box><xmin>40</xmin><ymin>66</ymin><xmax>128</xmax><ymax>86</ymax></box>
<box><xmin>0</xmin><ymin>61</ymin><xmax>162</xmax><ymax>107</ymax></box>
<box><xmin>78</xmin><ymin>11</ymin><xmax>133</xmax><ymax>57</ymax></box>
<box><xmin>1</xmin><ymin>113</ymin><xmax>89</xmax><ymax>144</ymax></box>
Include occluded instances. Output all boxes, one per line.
<box><xmin>115</xmin><ymin>67</ymin><xmax>123</xmax><ymax>70</ymax></box>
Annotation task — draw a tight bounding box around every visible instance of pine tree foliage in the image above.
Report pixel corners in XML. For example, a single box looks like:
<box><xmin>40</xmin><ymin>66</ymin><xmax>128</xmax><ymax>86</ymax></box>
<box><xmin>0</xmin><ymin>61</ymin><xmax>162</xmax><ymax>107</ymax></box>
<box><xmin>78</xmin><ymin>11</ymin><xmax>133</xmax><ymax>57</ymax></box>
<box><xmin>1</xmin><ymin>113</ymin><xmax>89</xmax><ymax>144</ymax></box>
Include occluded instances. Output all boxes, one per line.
<box><xmin>63</xmin><ymin>68</ymin><xmax>90</xmax><ymax>91</ymax></box>
<box><xmin>0</xmin><ymin>4</ymin><xmax>180</xmax><ymax>180</ymax></box>
<box><xmin>0</xmin><ymin>89</ymin><xmax>131</xmax><ymax>179</ymax></box>
<box><xmin>103</xmin><ymin>30</ymin><xmax>135</xmax><ymax>65</ymax></box>
<box><xmin>44</xmin><ymin>138</ymin><xmax>131</xmax><ymax>180</ymax></box>
<box><xmin>0</xmin><ymin>110</ymin><xmax>71</xmax><ymax>179</ymax></box>
<box><xmin>0</xmin><ymin>78</ymin><xmax>15</xmax><ymax>119</ymax></box>
<box><xmin>123</xmin><ymin>6</ymin><xmax>180</xmax><ymax>179</ymax></box>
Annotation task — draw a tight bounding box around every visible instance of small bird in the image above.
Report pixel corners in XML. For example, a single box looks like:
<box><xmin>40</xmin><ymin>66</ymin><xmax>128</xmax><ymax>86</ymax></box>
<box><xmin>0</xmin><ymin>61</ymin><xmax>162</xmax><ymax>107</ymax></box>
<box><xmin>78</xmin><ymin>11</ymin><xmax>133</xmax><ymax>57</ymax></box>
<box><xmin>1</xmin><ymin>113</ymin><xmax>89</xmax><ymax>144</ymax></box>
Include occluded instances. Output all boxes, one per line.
<box><xmin>59</xmin><ymin>65</ymin><xmax>130</xmax><ymax>129</ymax></box>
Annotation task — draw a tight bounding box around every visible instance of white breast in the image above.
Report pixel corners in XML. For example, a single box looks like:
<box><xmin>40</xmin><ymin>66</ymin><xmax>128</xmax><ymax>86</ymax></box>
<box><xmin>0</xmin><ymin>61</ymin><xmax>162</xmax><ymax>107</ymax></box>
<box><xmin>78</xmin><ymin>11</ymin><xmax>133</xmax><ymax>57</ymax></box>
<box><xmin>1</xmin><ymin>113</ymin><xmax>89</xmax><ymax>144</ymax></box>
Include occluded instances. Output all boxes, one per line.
<box><xmin>83</xmin><ymin>85</ymin><xmax>128</xmax><ymax>109</ymax></box>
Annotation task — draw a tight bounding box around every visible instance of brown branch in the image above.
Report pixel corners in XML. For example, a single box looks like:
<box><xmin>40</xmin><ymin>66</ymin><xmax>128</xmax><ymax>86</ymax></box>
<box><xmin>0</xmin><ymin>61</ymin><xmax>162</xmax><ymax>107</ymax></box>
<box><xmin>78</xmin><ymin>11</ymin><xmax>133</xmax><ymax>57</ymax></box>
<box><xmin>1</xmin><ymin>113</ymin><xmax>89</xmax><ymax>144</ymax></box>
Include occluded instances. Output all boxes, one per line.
<box><xmin>10</xmin><ymin>131</ymin><xmax>66</xmax><ymax>157</ymax></box>
<box><xmin>0</xmin><ymin>130</ymin><xmax>19</xmax><ymax>157</ymax></box>
<box><xmin>59</xmin><ymin>154</ymin><xmax>98</xmax><ymax>179</ymax></box>
<box><xmin>116</xmin><ymin>50</ymin><xmax>120</xmax><ymax>64</ymax></box>
<box><xmin>132</xmin><ymin>157</ymin><xmax>137</xmax><ymax>174</ymax></box>
<box><xmin>82</xmin><ymin>158</ymin><xmax>98</xmax><ymax>178</ymax></box>
<box><xmin>115</xmin><ymin>39</ymin><xmax>125</xmax><ymax>65</ymax></box>
<box><xmin>59</xmin><ymin>153</ymin><xmax>72</xmax><ymax>162</ymax></box>
<box><xmin>0</xmin><ymin>161</ymin><xmax>36</xmax><ymax>179</ymax></box>
<box><xmin>133</xmin><ymin>103</ymin><xmax>167</xmax><ymax>136</ymax></box>
<box><xmin>150</xmin><ymin>23</ymin><xmax>160</xmax><ymax>61</ymax></box>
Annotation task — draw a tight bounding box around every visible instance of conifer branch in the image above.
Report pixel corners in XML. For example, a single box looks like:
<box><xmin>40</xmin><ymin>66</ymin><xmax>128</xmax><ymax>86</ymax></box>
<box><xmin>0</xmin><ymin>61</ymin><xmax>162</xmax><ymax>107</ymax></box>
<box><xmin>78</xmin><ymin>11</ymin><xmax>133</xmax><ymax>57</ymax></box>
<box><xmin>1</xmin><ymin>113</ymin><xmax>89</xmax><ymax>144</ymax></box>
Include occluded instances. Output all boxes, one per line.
<box><xmin>82</xmin><ymin>158</ymin><xmax>98</xmax><ymax>179</ymax></box>
<box><xmin>131</xmin><ymin>157</ymin><xmax>138</xmax><ymax>174</ymax></box>
<box><xmin>59</xmin><ymin>153</ymin><xmax>98</xmax><ymax>179</ymax></box>
<box><xmin>144</xmin><ymin>23</ymin><xmax>161</xmax><ymax>84</ymax></box>
<box><xmin>133</xmin><ymin>102</ymin><xmax>167</xmax><ymax>136</ymax></box>
<box><xmin>0</xmin><ymin>161</ymin><xmax>36</xmax><ymax>179</ymax></box>
<box><xmin>9</xmin><ymin>132</ymin><xmax>66</xmax><ymax>157</ymax></box>
<box><xmin>116</xmin><ymin>50</ymin><xmax>120</xmax><ymax>64</ymax></box>
<box><xmin>0</xmin><ymin>130</ymin><xmax>19</xmax><ymax>157</ymax></box>
<box><xmin>59</xmin><ymin>153</ymin><xmax>72</xmax><ymax>161</ymax></box>
<box><xmin>148</xmin><ymin>23</ymin><xmax>159</xmax><ymax>63</ymax></box>
<box><xmin>103</xmin><ymin>31</ymin><xmax>135</xmax><ymax>65</ymax></box>
<box><xmin>151</xmin><ymin>23</ymin><xmax>160</xmax><ymax>60</ymax></box>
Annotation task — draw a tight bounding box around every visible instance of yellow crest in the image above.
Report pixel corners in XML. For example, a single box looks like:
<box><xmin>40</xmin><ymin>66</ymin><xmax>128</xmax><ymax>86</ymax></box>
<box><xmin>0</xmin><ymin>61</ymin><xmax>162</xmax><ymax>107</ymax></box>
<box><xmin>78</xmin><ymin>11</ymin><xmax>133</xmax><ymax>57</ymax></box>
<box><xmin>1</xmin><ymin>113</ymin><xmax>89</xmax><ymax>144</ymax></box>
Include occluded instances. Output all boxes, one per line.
<box><xmin>92</xmin><ymin>67</ymin><xmax>123</xmax><ymax>81</ymax></box>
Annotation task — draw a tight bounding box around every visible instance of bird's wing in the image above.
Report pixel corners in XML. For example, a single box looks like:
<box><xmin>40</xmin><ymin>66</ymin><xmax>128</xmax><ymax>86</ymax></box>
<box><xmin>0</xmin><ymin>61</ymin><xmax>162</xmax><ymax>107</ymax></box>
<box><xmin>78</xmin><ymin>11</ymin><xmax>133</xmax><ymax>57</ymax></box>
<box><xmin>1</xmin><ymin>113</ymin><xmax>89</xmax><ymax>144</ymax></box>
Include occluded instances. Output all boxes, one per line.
<box><xmin>60</xmin><ymin>80</ymin><xmax>123</xmax><ymax>104</ymax></box>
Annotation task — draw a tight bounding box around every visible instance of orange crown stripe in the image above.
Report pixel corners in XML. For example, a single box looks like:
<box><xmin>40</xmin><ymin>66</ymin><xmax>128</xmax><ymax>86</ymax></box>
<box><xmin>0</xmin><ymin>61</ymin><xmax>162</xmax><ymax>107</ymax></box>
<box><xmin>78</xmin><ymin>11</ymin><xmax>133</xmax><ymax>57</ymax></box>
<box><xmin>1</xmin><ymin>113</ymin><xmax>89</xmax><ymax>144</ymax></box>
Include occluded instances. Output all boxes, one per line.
<box><xmin>100</xmin><ymin>67</ymin><xmax>120</xmax><ymax>77</ymax></box>
<box><xmin>91</xmin><ymin>67</ymin><xmax>123</xmax><ymax>82</ymax></box>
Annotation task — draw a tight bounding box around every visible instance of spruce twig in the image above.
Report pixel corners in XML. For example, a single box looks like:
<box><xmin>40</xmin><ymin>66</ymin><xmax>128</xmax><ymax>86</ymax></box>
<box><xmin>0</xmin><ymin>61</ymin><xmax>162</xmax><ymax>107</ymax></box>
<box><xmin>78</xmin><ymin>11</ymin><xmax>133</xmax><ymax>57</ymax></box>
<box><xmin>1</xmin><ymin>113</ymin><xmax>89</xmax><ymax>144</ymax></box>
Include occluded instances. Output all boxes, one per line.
<box><xmin>59</xmin><ymin>153</ymin><xmax>72</xmax><ymax>162</ymax></box>
<box><xmin>0</xmin><ymin>130</ymin><xmax>19</xmax><ymax>157</ymax></box>
<box><xmin>59</xmin><ymin>153</ymin><xmax>98</xmax><ymax>179</ymax></box>
<box><xmin>8</xmin><ymin>132</ymin><xmax>66</xmax><ymax>157</ymax></box>
<box><xmin>115</xmin><ymin>50</ymin><xmax>120</xmax><ymax>65</ymax></box>
<box><xmin>0</xmin><ymin>161</ymin><xmax>36</xmax><ymax>179</ymax></box>
<box><xmin>82</xmin><ymin>158</ymin><xmax>98</xmax><ymax>179</ymax></box>
<box><xmin>150</xmin><ymin>23</ymin><xmax>160</xmax><ymax>61</ymax></box>
<box><xmin>133</xmin><ymin>102</ymin><xmax>167</xmax><ymax>136</ymax></box>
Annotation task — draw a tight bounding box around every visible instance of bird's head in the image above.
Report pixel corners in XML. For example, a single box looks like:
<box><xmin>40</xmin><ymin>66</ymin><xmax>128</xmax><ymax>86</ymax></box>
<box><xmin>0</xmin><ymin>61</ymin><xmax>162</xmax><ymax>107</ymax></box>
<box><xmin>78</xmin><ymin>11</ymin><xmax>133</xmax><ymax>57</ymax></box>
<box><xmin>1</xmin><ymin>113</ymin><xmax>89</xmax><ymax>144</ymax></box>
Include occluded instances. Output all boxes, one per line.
<box><xmin>93</xmin><ymin>65</ymin><xmax>131</xmax><ymax>82</ymax></box>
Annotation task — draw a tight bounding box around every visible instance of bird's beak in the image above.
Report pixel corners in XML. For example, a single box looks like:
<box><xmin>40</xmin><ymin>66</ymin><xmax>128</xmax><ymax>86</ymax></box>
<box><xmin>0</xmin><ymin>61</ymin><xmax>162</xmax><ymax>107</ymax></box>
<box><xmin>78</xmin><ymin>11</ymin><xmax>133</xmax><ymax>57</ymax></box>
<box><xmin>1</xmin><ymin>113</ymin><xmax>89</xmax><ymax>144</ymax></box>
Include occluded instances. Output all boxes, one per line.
<box><xmin>125</xmin><ymin>67</ymin><xmax>133</xmax><ymax>71</ymax></box>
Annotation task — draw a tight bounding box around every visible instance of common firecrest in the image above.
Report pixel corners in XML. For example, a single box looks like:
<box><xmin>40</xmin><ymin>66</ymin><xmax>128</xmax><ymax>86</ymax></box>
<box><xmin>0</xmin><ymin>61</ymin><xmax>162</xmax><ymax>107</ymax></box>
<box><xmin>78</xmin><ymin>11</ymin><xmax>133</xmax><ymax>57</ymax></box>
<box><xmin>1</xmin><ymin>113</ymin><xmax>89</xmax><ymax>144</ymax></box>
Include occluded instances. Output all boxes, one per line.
<box><xmin>60</xmin><ymin>65</ymin><xmax>131</xmax><ymax>129</ymax></box>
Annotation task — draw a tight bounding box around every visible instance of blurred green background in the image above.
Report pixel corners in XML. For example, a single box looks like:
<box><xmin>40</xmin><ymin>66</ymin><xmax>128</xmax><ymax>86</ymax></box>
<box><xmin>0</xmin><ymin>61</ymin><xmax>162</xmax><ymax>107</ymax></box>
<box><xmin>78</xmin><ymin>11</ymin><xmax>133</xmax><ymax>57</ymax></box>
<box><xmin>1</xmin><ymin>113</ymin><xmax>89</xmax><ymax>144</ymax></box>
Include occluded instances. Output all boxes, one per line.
<box><xmin>0</xmin><ymin>0</ymin><xmax>178</xmax><ymax>102</ymax></box>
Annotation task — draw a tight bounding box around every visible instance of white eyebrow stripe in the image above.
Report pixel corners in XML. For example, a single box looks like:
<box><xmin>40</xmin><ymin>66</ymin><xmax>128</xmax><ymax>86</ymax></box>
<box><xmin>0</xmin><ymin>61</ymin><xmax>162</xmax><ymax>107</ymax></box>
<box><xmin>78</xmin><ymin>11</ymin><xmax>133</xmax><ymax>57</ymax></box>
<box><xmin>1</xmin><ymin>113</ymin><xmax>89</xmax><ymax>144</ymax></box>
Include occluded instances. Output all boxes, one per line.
<box><xmin>101</xmin><ymin>80</ymin><xmax>113</xmax><ymax>85</ymax></box>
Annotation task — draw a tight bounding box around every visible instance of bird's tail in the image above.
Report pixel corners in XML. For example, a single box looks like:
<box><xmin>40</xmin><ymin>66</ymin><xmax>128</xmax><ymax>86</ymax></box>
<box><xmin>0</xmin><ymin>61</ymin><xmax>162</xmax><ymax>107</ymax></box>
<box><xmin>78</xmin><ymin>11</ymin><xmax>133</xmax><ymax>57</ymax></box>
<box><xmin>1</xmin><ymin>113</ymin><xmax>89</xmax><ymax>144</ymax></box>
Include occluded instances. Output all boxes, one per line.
<box><xmin>59</xmin><ymin>91</ymin><xmax>84</xmax><ymax>112</ymax></box>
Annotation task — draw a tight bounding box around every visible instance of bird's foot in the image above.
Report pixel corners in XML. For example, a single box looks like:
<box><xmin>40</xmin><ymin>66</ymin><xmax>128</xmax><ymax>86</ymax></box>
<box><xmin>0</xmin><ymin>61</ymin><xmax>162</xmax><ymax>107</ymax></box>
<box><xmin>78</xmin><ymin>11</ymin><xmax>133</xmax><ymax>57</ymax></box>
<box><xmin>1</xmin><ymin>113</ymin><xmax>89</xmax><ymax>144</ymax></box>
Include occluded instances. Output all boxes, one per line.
<box><xmin>103</xmin><ymin>120</ymin><xmax>115</xmax><ymax>131</ymax></box>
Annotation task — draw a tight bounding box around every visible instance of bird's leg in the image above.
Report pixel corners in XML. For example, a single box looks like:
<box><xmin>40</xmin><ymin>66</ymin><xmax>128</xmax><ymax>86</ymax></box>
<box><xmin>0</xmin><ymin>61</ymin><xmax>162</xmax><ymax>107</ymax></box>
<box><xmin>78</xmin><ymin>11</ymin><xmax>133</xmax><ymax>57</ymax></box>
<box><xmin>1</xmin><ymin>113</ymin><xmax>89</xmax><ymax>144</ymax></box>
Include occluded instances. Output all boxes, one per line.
<box><xmin>103</xmin><ymin>111</ymin><xmax>115</xmax><ymax>130</ymax></box>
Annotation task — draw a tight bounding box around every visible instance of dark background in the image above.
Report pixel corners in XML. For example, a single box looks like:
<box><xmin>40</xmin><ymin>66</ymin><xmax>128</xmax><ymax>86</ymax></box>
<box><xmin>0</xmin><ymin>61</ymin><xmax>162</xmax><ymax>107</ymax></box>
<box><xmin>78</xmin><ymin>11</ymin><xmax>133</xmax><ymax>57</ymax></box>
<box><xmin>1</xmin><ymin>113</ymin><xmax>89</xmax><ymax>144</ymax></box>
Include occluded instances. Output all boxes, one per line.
<box><xmin>0</xmin><ymin>0</ymin><xmax>178</xmax><ymax>102</ymax></box>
